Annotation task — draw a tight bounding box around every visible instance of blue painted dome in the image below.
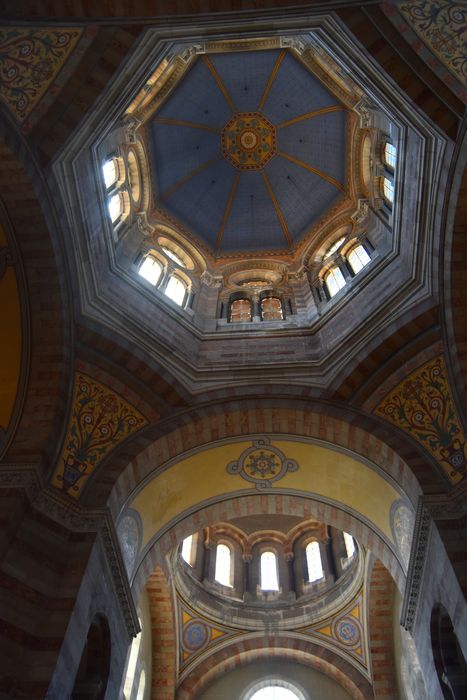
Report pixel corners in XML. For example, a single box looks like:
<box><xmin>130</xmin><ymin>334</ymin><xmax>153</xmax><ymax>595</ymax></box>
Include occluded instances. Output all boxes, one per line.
<box><xmin>150</xmin><ymin>49</ymin><xmax>347</xmax><ymax>256</ymax></box>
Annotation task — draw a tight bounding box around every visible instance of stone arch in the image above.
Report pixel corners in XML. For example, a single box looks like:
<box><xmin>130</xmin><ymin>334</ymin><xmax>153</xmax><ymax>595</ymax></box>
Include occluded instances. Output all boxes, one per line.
<box><xmin>0</xmin><ymin>119</ymin><xmax>71</xmax><ymax>474</ymax></box>
<box><xmin>131</xmin><ymin>491</ymin><xmax>405</xmax><ymax>601</ymax></box>
<box><xmin>108</xmin><ymin>407</ymin><xmax>422</xmax><ymax>516</ymax></box>
<box><xmin>176</xmin><ymin>637</ymin><xmax>372</xmax><ymax>700</ymax></box>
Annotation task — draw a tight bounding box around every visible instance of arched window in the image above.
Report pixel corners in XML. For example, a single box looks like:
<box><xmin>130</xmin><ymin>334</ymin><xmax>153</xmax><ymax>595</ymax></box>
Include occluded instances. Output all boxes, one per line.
<box><xmin>383</xmin><ymin>177</ymin><xmax>394</xmax><ymax>205</ymax></box>
<box><xmin>165</xmin><ymin>275</ymin><xmax>187</xmax><ymax>306</ymax></box>
<box><xmin>230</xmin><ymin>298</ymin><xmax>251</xmax><ymax>323</ymax></box>
<box><xmin>102</xmin><ymin>159</ymin><xmax>118</xmax><ymax>189</ymax></box>
<box><xmin>136</xmin><ymin>669</ymin><xmax>145</xmax><ymax>700</ymax></box>
<box><xmin>260</xmin><ymin>551</ymin><xmax>279</xmax><ymax>591</ymax></box>
<box><xmin>324</xmin><ymin>236</ymin><xmax>345</xmax><ymax>259</ymax></box>
<box><xmin>108</xmin><ymin>193</ymin><xmax>122</xmax><ymax>223</ymax></box>
<box><xmin>324</xmin><ymin>266</ymin><xmax>346</xmax><ymax>298</ymax></box>
<box><xmin>347</xmin><ymin>244</ymin><xmax>371</xmax><ymax>274</ymax></box>
<box><xmin>161</xmin><ymin>246</ymin><xmax>185</xmax><ymax>267</ymax></box>
<box><xmin>123</xmin><ymin>625</ymin><xmax>142</xmax><ymax>699</ymax></box>
<box><xmin>244</xmin><ymin>679</ymin><xmax>307</xmax><ymax>700</ymax></box>
<box><xmin>214</xmin><ymin>543</ymin><xmax>232</xmax><ymax>587</ymax></box>
<box><xmin>139</xmin><ymin>255</ymin><xmax>162</xmax><ymax>286</ymax></box>
<box><xmin>343</xmin><ymin>532</ymin><xmax>356</xmax><ymax>558</ymax></box>
<box><xmin>384</xmin><ymin>141</ymin><xmax>396</xmax><ymax>170</ymax></box>
<box><xmin>181</xmin><ymin>534</ymin><xmax>193</xmax><ymax>566</ymax></box>
<box><xmin>261</xmin><ymin>297</ymin><xmax>283</xmax><ymax>321</ymax></box>
<box><xmin>305</xmin><ymin>541</ymin><xmax>324</xmax><ymax>582</ymax></box>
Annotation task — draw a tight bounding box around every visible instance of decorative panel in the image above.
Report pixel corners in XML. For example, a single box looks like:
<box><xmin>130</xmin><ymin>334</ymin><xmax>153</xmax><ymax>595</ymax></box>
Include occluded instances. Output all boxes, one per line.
<box><xmin>51</xmin><ymin>373</ymin><xmax>147</xmax><ymax>498</ymax></box>
<box><xmin>0</xmin><ymin>27</ymin><xmax>83</xmax><ymax>124</ymax></box>
<box><xmin>375</xmin><ymin>355</ymin><xmax>466</xmax><ymax>485</ymax></box>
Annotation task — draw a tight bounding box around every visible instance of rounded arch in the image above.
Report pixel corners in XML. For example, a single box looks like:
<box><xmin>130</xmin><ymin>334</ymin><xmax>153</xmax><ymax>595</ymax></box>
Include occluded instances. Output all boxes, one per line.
<box><xmin>71</xmin><ymin>613</ymin><xmax>111</xmax><ymax>700</ymax></box>
<box><xmin>130</xmin><ymin>484</ymin><xmax>406</xmax><ymax>602</ymax></box>
<box><xmin>0</xmin><ymin>121</ymin><xmax>71</xmax><ymax>472</ymax></box>
<box><xmin>108</xmin><ymin>405</ymin><xmax>422</xmax><ymax>516</ymax></box>
<box><xmin>176</xmin><ymin>637</ymin><xmax>373</xmax><ymax>700</ymax></box>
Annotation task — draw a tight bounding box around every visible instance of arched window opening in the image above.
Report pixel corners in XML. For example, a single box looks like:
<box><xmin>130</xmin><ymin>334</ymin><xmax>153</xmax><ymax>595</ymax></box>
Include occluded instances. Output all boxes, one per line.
<box><xmin>343</xmin><ymin>532</ymin><xmax>356</xmax><ymax>558</ymax></box>
<box><xmin>431</xmin><ymin>604</ymin><xmax>467</xmax><ymax>699</ymax></box>
<box><xmin>324</xmin><ymin>236</ymin><xmax>345</xmax><ymax>260</ymax></box>
<box><xmin>102</xmin><ymin>159</ymin><xmax>118</xmax><ymax>189</ymax></box>
<box><xmin>384</xmin><ymin>141</ymin><xmax>396</xmax><ymax>169</ymax></box>
<box><xmin>215</xmin><ymin>543</ymin><xmax>232</xmax><ymax>587</ymax></box>
<box><xmin>108</xmin><ymin>193</ymin><xmax>122</xmax><ymax>222</ymax></box>
<box><xmin>305</xmin><ymin>541</ymin><xmax>324</xmax><ymax>583</ymax></box>
<box><xmin>250</xmin><ymin>688</ymin><xmax>302</xmax><ymax>700</ymax></box>
<box><xmin>181</xmin><ymin>534</ymin><xmax>193</xmax><ymax>566</ymax></box>
<box><xmin>165</xmin><ymin>275</ymin><xmax>187</xmax><ymax>306</ymax></box>
<box><xmin>244</xmin><ymin>679</ymin><xmax>307</xmax><ymax>700</ymax></box>
<box><xmin>139</xmin><ymin>255</ymin><xmax>162</xmax><ymax>286</ymax></box>
<box><xmin>348</xmin><ymin>244</ymin><xmax>371</xmax><ymax>274</ymax></box>
<box><xmin>127</xmin><ymin>150</ymin><xmax>141</xmax><ymax>204</ymax></box>
<box><xmin>230</xmin><ymin>298</ymin><xmax>251</xmax><ymax>323</ymax></box>
<box><xmin>162</xmin><ymin>245</ymin><xmax>185</xmax><ymax>268</ymax></box>
<box><xmin>261</xmin><ymin>297</ymin><xmax>283</xmax><ymax>321</ymax></box>
<box><xmin>260</xmin><ymin>551</ymin><xmax>279</xmax><ymax>591</ymax></box>
<box><xmin>72</xmin><ymin>614</ymin><xmax>111</xmax><ymax>700</ymax></box>
<box><xmin>325</xmin><ymin>266</ymin><xmax>346</xmax><ymax>298</ymax></box>
<box><xmin>136</xmin><ymin>669</ymin><xmax>146</xmax><ymax>700</ymax></box>
<box><xmin>123</xmin><ymin>625</ymin><xmax>142</xmax><ymax>699</ymax></box>
<box><xmin>383</xmin><ymin>177</ymin><xmax>394</xmax><ymax>205</ymax></box>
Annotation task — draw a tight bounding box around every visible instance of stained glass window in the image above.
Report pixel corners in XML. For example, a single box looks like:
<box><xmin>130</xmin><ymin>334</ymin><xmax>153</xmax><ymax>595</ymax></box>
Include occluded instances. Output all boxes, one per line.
<box><xmin>108</xmin><ymin>193</ymin><xmax>122</xmax><ymax>222</ymax></box>
<box><xmin>261</xmin><ymin>297</ymin><xmax>283</xmax><ymax>320</ymax></box>
<box><xmin>250</xmin><ymin>688</ymin><xmax>301</xmax><ymax>700</ymax></box>
<box><xmin>306</xmin><ymin>541</ymin><xmax>324</xmax><ymax>582</ymax></box>
<box><xmin>165</xmin><ymin>275</ymin><xmax>187</xmax><ymax>306</ymax></box>
<box><xmin>325</xmin><ymin>266</ymin><xmax>346</xmax><ymax>297</ymax></box>
<box><xmin>324</xmin><ymin>236</ymin><xmax>345</xmax><ymax>260</ymax></box>
<box><xmin>102</xmin><ymin>159</ymin><xmax>118</xmax><ymax>188</ymax></box>
<box><xmin>348</xmin><ymin>245</ymin><xmax>371</xmax><ymax>274</ymax></box>
<box><xmin>231</xmin><ymin>299</ymin><xmax>251</xmax><ymax>322</ymax></box>
<box><xmin>215</xmin><ymin>543</ymin><xmax>232</xmax><ymax>586</ymax></box>
<box><xmin>383</xmin><ymin>177</ymin><xmax>394</xmax><ymax>204</ymax></box>
<box><xmin>139</xmin><ymin>256</ymin><xmax>162</xmax><ymax>286</ymax></box>
<box><xmin>181</xmin><ymin>534</ymin><xmax>193</xmax><ymax>565</ymax></box>
<box><xmin>343</xmin><ymin>532</ymin><xmax>356</xmax><ymax>558</ymax></box>
<box><xmin>260</xmin><ymin>551</ymin><xmax>279</xmax><ymax>591</ymax></box>
<box><xmin>384</xmin><ymin>142</ymin><xmax>396</xmax><ymax>169</ymax></box>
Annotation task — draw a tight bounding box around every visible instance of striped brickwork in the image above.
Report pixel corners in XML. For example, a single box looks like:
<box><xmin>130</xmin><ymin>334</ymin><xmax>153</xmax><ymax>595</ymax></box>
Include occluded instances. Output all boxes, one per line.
<box><xmin>146</xmin><ymin>567</ymin><xmax>176</xmax><ymax>700</ymax></box>
<box><xmin>177</xmin><ymin>636</ymin><xmax>373</xmax><ymax>699</ymax></box>
<box><xmin>368</xmin><ymin>559</ymin><xmax>399</xmax><ymax>698</ymax></box>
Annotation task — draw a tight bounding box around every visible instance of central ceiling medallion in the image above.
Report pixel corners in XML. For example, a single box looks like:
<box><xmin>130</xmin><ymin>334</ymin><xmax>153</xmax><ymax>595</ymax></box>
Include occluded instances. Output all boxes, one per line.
<box><xmin>222</xmin><ymin>112</ymin><xmax>276</xmax><ymax>171</ymax></box>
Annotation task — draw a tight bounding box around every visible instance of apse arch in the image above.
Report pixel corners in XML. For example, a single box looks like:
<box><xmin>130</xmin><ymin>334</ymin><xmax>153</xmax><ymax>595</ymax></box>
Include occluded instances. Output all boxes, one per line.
<box><xmin>117</xmin><ymin>436</ymin><xmax>415</xmax><ymax>599</ymax></box>
<box><xmin>176</xmin><ymin>639</ymin><xmax>372</xmax><ymax>700</ymax></box>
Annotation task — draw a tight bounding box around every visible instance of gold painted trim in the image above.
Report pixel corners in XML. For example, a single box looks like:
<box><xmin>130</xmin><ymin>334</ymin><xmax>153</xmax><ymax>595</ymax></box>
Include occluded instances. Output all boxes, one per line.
<box><xmin>278</xmin><ymin>104</ymin><xmax>344</xmax><ymax>129</ymax></box>
<box><xmin>161</xmin><ymin>155</ymin><xmax>221</xmax><ymax>201</ymax></box>
<box><xmin>262</xmin><ymin>170</ymin><xmax>292</xmax><ymax>248</ymax></box>
<box><xmin>258</xmin><ymin>49</ymin><xmax>286</xmax><ymax>111</ymax></box>
<box><xmin>215</xmin><ymin>173</ymin><xmax>240</xmax><ymax>251</ymax></box>
<box><xmin>278</xmin><ymin>151</ymin><xmax>345</xmax><ymax>192</ymax></box>
<box><xmin>202</xmin><ymin>55</ymin><xmax>236</xmax><ymax>112</ymax></box>
<box><xmin>205</xmin><ymin>37</ymin><xmax>282</xmax><ymax>54</ymax></box>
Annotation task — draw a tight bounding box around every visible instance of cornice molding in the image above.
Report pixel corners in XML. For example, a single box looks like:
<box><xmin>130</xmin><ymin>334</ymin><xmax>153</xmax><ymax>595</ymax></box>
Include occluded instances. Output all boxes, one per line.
<box><xmin>400</xmin><ymin>483</ymin><xmax>466</xmax><ymax>632</ymax></box>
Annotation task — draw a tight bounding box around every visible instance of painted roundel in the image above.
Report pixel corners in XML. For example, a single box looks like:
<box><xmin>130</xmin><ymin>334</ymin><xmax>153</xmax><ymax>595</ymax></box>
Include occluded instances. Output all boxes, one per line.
<box><xmin>222</xmin><ymin>112</ymin><xmax>276</xmax><ymax>170</ymax></box>
<box><xmin>183</xmin><ymin>620</ymin><xmax>209</xmax><ymax>651</ymax></box>
<box><xmin>333</xmin><ymin>615</ymin><xmax>362</xmax><ymax>648</ymax></box>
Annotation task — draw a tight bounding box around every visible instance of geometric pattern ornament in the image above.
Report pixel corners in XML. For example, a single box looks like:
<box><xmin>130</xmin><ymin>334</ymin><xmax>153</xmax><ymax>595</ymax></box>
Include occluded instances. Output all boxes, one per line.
<box><xmin>51</xmin><ymin>373</ymin><xmax>147</xmax><ymax>499</ymax></box>
<box><xmin>222</xmin><ymin>112</ymin><xmax>277</xmax><ymax>170</ymax></box>
<box><xmin>227</xmin><ymin>436</ymin><xmax>299</xmax><ymax>490</ymax></box>
<box><xmin>399</xmin><ymin>1</ymin><xmax>467</xmax><ymax>87</ymax></box>
<box><xmin>301</xmin><ymin>589</ymin><xmax>368</xmax><ymax>671</ymax></box>
<box><xmin>0</xmin><ymin>27</ymin><xmax>82</xmax><ymax>123</ymax></box>
<box><xmin>178</xmin><ymin>596</ymin><xmax>243</xmax><ymax>671</ymax></box>
<box><xmin>374</xmin><ymin>355</ymin><xmax>467</xmax><ymax>485</ymax></box>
